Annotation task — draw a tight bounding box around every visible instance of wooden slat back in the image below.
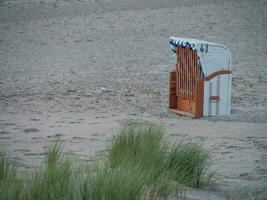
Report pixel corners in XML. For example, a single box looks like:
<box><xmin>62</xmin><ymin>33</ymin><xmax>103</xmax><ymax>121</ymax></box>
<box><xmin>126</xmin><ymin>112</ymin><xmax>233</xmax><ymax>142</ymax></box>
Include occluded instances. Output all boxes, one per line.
<box><xmin>176</xmin><ymin>47</ymin><xmax>202</xmax><ymax>100</ymax></box>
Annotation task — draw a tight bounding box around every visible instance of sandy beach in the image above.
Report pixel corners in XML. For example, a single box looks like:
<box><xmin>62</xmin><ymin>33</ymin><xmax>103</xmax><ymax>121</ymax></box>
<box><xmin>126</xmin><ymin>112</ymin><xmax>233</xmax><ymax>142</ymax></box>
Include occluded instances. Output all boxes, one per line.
<box><xmin>0</xmin><ymin>0</ymin><xmax>267</xmax><ymax>199</ymax></box>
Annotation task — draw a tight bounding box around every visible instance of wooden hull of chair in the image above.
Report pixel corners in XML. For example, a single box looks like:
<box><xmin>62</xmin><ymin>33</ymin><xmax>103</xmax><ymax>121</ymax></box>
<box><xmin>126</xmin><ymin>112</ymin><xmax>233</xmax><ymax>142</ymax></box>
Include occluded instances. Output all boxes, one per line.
<box><xmin>169</xmin><ymin>47</ymin><xmax>231</xmax><ymax>118</ymax></box>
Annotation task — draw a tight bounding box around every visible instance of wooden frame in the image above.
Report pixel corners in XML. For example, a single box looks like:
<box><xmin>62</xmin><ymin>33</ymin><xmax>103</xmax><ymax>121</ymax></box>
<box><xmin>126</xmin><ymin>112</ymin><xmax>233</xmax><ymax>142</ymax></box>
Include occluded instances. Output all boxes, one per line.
<box><xmin>168</xmin><ymin>47</ymin><xmax>231</xmax><ymax>118</ymax></box>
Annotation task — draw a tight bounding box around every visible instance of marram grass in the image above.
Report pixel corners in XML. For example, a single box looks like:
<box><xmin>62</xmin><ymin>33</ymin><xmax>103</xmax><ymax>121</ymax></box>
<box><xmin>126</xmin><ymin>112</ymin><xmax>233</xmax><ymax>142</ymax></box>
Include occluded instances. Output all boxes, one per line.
<box><xmin>0</xmin><ymin>122</ymin><xmax>215</xmax><ymax>200</ymax></box>
<box><xmin>107</xmin><ymin>121</ymin><xmax>214</xmax><ymax>188</ymax></box>
<box><xmin>167</xmin><ymin>141</ymin><xmax>214</xmax><ymax>187</ymax></box>
<box><xmin>82</xmin><ymin>165</ymin><xmax>146</xmax><ymax>200</ymax></box>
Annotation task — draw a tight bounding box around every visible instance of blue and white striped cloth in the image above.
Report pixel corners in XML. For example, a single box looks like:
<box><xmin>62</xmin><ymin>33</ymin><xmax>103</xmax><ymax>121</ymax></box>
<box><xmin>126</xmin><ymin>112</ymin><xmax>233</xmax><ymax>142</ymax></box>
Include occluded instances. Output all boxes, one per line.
<box><xmin>169</xmin><ymin>37</ymin><xmax>197</xmax><ymax>53</ymax></box>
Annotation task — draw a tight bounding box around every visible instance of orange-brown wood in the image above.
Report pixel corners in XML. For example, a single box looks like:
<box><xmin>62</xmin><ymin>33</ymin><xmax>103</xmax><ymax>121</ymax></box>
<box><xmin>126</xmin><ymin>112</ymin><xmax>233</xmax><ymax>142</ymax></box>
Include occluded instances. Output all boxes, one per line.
<box><xmin>195</xmin><ymin>78</ymin><xmax>204</xmax><ymax>118</ymax></box>
<box><xmin>176</xmin><ymin>47</ymin><xmax>200</xmax><ymax>117</ymax></box>
<box><xmin>190</xmin><ymin>50</ymin><xmax>193</xmax><ymax>99</ymax></box>
<box><xmin>177</xmin><ymin>97</ymin><xmax>196</xmax><ymax>114</ymax></box>
<box><xmin>204</xmin><ymin>70</ymin><xmax>231</xmax><ymax>81</ymax></box>
<box><xmin>169</xmin><ymin>109</ymin><xmax>195</xmax><ymax>118</ymax></box>
<box><xmin>169</xmin><ymin>71</ymin><xmax>177</xmax><ymax>109</ymax></box>
<box><xmin>185</xmin><ymin>49</ymin><xmax>188</xmax><ymax>99</ymax></box>
<box><xmin>176</xmin><ymin>51</ymin><xmax>180</xmax><ymax>97</ymax></box>
<box><xmin>169</xmin><ymin>47</ymin><xmax>204</xmax><ymax>118</ymax></box>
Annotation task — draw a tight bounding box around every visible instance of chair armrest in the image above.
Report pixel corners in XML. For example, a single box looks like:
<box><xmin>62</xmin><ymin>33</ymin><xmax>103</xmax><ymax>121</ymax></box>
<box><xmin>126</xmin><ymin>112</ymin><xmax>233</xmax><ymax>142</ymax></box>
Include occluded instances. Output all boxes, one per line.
<box><xmin>204</xmin><ymin>70</ymin><xmax>231</xmax><ymax>81</ymax></box>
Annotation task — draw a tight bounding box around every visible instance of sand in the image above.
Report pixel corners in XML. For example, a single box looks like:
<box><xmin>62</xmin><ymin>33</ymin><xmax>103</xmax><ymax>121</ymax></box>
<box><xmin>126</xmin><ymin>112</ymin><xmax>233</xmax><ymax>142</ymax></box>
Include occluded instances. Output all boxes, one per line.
<box><xmin>0</xmin><ymin>0</ymin><xmax>267</xmax><ymax>199</ymax></box>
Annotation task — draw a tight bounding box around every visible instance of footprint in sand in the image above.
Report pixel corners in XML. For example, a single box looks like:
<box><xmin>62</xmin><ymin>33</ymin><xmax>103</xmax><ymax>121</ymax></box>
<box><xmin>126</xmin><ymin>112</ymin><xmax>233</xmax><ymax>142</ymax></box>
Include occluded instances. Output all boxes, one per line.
<box><xmin>0</xmin><ymin>136</ymin><xmax>11</xmax><ymax>140</ymax></box>
<box><xmin>221</xmin><ymin>151</ymin><xmax>232</xmax><ymax>154</ymax></box>
<box><xmin>0</xmin><ymin>131</ymin><xmax>9</xmax><ymax>135</ymax></box>
<box><xmin>12</xmin><ymin>125</ymin><xmax>26</xmax><ymax>130</ymax></box>
<box><xmin>92</xmin><ymin>133</ymin><xmax>102</xmax><ymax>137</ymax></box>
<box><xmin>47</xmin><ymin>133</ymin><xmax>65</xmax><ymax>138</ymax></box>
<box><xmin>238</xmin><ymin>173</ymin><xmax>255</xmax><ymax>181</ymax></box>
<box><xmin>72</xmin><ymin>136</ymin><xmax>85</xmax><ymax>140</ymax></box>
<box><xmin>55</xmin><ymin>121</ymin><xmax>65</xmax><ymax>124</ymax></box>
<box><xmin>69</xmin><ymin>121</ymin><xmax>81</xmax><ymax>124</ymax></box>
<box><xmin>169</xmin><ymin>133</ymin><xmax>180</xmax><ymax>137</ymax></box>
<box><xmin>31</xmin><ymin>137</ymin><xmax>44</xmax><ymax>142</ymax></box>
<box><xmin>246</xmin><ymin>136</ymin><xmax>257</xmax><ymax>140</ymax></box>
<box><xmin>195</xmin><ymin>135</ymin><xmax>207</xmax><ymax>141</ymax></box>
<box><xmin>256</xmin><ymin>166</ymin><xmax>267</xmax><ymax>174</ymax></box>
<box><xmin>13</xmin><ymin>149</ymin><xmax>31</xmax><ymax>153</ymax></box>
<box><xmin>90</xmin><ymin>137</ymin><xmax>99</xmax><ymax>141</ymax></box>
<box><xmin>23</xmin><ymin>128</ymin><xmax>39</xmax><ymax>133</ymax></box>
<box><xmin>24</xmin><ymin>152</ymin><xmax>46</xmax><ymax>157</ymax></box>
<box><xmin>30</xmin><ymin>118</ymin><xmax>40</xmax><ymax>121</ymax></box>
<box><xmin>226</xmin><ymin>145</ymin><xmax>238</xmax><ymax>149</ymax></box>
<box><xmin>0</xmin><ymin>122</ymin><xmax>16</xmax><ymax>127</ymax></box>
<box><xmin>47</xmin><ymin>134</ymin><xmax>66</xmax><ymax>142</ymax></box>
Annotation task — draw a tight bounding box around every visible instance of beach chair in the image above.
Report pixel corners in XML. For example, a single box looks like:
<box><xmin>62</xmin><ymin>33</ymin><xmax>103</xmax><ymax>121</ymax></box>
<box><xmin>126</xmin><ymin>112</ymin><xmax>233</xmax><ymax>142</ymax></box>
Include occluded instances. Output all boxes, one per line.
<box><xmin>169</xmin><ymin>37</ymin><xmax>232</xmax><ymax>118</ymax></box>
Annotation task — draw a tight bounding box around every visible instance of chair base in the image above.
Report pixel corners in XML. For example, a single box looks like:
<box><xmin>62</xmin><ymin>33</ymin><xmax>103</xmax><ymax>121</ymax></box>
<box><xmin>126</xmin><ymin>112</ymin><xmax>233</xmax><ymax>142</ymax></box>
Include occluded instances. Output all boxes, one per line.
<box><xmin>169</xmin><ymin>109</ymin><xmax>195</xmax><ymax>118</ymax></box>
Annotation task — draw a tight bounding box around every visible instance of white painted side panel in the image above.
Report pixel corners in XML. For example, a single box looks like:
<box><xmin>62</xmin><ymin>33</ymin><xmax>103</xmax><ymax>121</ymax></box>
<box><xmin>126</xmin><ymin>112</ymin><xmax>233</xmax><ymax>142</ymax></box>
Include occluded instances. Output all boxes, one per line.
<box><xmin>200</xmin><ymin>53</ymin><xmax>230</xmax><ymax>76</ymax></box>
<box><xmin>218</xmin><ymin>75</ymin><xmax>229</xmax><ymax>115</ymax></box>
<box><xmin>228</xmin><ymin>74</ymin><xmax>232</xmax><ymax>115</ymax></box>
<box><xmin>203</xmin><ymin>82</ymin><xmax>209</xmax><ymax>116</ymax></box>
<box><xmin>203</xmin><ymin>74</ymin><xmax>231</xmax><ymax>116</ymax></box>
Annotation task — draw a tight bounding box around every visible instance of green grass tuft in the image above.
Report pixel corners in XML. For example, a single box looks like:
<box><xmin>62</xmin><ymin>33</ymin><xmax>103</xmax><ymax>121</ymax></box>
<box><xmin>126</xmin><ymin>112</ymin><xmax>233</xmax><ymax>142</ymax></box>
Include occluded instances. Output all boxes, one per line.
<box><xmin>26</xmin><ymin>143</ymin><xmax>75</xmax><ymax>200</ymax></box>
<box><xmin>81</xmin><ymin>164</ymin><xmax>146</xmax><ymax>200</ymax></box>
<box><xmin>107</xmin><ymin>121</ymin><xmax>167</xmax><ymax>172</ymax></box>
<box><xmin>0</xmin><ymin>151</ymin><xmax>22</xmax><ymax>200</ymax></box>
<box><xmin>107</xmin><ymin>121</ymin><xmax>214</xmax><ymax>188</ymax></box>
<box><xmin>167</xmin><ymin>141</ymin><xmax>214</xmax><ymax>187</ymax></box>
